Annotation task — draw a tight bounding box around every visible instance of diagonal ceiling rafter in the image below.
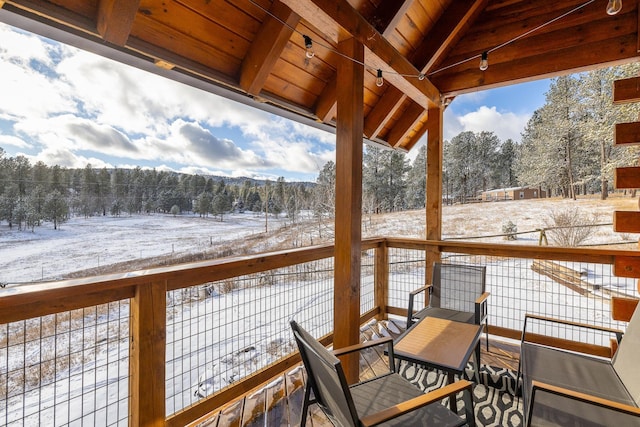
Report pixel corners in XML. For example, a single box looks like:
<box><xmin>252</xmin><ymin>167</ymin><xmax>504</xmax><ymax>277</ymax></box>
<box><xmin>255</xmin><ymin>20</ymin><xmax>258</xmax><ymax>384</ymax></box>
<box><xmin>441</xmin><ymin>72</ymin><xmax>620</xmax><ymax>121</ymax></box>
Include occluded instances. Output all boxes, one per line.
<box><xmin>316</xmin><ymin>0</ymin><xmax>414</xmax><ymax>129</ymax></box>
<box><xmin>280</xmin><ymin>0</ymin><xmax>441</xmax><ymax>108</ymax></box>
<box><xmin>375</xmin><ymin>0</ymin><xmax>487</xmax><ymax>148</ymax></box>
<box><xmin>97</xmin><ymin>0</ymin><xmax>140</xmax><ymax>46</ymax></box>
<box><xmin>239</xmin><ymin>1</ymin><xmax>300</xmax><ymax>96</ymax></box>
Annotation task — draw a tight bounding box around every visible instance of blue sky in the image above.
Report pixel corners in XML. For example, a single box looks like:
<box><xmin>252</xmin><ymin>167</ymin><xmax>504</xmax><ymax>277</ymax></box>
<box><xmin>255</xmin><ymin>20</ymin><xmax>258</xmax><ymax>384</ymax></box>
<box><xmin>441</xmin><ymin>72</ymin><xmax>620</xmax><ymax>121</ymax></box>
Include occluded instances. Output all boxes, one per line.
<box><xmin>0</xmin><ymin>22</ymin><xmax>550</xmax><ymax>182</ymax></box>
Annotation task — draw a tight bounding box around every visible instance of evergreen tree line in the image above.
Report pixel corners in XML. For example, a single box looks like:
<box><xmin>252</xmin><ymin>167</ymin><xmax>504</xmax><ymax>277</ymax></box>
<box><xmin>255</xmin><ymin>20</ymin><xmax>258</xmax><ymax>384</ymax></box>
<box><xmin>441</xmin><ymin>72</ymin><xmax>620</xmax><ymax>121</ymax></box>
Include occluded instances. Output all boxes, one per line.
<box><xmin>314</xmin><ymin>65</ymin><xmax>640</xmax><ymax>209</ymax></box>
<box><xmin>2</xmin><ymin>64</ymin><xmax>639</xmax><ymax>231</ymax></box>
<box><xmin>516</xmin><ymin>64</ymin><xmax>640</xmax><ymax>200</ymax></box>
<box><xmin>0</xmin><ymin>147</ymin><xmax>313</xmax><ymax>230</ymax></box>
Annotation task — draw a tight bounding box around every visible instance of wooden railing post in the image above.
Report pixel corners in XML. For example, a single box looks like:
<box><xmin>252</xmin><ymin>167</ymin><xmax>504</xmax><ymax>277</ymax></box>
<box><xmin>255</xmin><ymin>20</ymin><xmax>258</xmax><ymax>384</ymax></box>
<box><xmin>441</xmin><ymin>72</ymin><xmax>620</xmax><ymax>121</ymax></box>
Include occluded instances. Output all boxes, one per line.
<box><xmin>374</xmin><ymin>243</ymin><xmax>389</xmax><ymax>320</ymax></box>
<box><xmin>130</xmin><ymin>281</ymin><xmax>167</xmax><ymax>426</ymax></box>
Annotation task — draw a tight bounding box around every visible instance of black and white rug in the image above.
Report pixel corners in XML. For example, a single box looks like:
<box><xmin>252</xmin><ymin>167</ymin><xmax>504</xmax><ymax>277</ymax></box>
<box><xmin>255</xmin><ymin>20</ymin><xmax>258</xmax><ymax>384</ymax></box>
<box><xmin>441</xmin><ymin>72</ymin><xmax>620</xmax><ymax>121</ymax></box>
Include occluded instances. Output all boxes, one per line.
<box><xmin>398</xmin><ymin>362</ymin><xmax>524</xmax><ymax>426</ymax></box>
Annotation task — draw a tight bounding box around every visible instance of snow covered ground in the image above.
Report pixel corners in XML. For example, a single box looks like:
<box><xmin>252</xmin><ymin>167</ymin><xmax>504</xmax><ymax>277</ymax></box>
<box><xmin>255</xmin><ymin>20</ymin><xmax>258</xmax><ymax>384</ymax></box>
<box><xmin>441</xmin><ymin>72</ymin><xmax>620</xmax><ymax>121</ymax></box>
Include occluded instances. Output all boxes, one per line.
<box><xmin>1</xmin><ymin>196</ymin><xmax>639</xmax><ymax>424</ymax></box>
<box><xmin>1</xmin><ymin>195</ymin><xmax>637</xmax><ymax>285</ymax></box>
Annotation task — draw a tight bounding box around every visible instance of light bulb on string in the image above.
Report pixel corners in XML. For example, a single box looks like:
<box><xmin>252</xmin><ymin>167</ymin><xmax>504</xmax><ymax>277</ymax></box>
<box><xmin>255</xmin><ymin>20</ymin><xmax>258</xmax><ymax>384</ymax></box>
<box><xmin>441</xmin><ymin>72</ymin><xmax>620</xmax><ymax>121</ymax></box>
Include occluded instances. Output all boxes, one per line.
<box><xmin>606</xmin><ymin>0</ymin><xmax>622</xmax><ymax>15</ymax></box>
<box><xmin>376</xmin><ymin>69</ymin><xmax>384</xmax><ymax>87</ymax></box>
<box><xmin>303</xmin><ymin>35</ymin><xmax>315</xmax><ymax>59</ymax></box>
<box><xmin>479</xmin><ymin>51</ymin><xmax>489</xmax><ymax>71</ymax></box>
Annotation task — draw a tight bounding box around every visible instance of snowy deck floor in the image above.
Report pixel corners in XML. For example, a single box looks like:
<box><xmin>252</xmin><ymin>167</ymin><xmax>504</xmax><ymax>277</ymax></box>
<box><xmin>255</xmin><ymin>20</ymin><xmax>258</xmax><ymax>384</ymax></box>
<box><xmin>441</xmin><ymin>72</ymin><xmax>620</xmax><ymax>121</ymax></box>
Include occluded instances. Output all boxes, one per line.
<box><xmin>192</xmin><ymin>318</ymin><xmax>522</xmax><ymax>427</ymax></box>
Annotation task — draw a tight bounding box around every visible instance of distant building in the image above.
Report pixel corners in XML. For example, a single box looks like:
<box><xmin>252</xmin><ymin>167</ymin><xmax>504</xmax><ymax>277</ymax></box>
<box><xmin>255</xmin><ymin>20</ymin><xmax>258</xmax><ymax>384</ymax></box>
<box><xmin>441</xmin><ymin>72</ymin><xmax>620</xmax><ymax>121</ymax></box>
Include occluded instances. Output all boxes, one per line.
<box><xmin>481</xmin><ymin>186</ymin><xmax>546</xmax><ymax>201</ymax></box>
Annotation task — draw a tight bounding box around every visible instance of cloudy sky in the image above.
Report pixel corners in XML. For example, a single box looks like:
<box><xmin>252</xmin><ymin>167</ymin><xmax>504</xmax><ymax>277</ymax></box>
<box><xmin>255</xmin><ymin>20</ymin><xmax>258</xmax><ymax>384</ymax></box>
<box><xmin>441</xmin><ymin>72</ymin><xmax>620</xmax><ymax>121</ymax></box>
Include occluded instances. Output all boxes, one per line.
<box><xmin>0</xmin><ymin>22</ymin><xmax>549</xmax><ymax>182</ymax></box>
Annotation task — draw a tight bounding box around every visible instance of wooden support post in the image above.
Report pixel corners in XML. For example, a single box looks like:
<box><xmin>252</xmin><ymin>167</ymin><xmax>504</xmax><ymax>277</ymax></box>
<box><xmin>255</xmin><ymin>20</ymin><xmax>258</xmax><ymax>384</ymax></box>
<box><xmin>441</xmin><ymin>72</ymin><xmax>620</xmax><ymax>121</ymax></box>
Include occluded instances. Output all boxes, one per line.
<box><xmin>425</xmin><ymin>106</ymin><xmax>444</xmax><ymax>284</ymax></box>
<box><xmin>334</xmin><ymin>36</ymin><xmax>364</xmax><ymax>383</ymax></box>
<box><xmin>130</xmin><ymin>281</ymin><xmax>167</xmax><ymax>426</ymax></box>
<box><xmin>374</xmin><ymin>243</ymin><xmax>389</xmax><ymax>321</ymax></box>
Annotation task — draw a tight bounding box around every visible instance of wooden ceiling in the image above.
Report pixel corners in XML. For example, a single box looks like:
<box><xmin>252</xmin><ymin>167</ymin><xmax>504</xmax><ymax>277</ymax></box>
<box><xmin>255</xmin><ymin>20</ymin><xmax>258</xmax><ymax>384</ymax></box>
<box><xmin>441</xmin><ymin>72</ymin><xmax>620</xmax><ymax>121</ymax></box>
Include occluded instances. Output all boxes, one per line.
<box><xmin>1</xmin><ymin>0</ymin><xmax>638</xmax><ymax>151</ymax></box>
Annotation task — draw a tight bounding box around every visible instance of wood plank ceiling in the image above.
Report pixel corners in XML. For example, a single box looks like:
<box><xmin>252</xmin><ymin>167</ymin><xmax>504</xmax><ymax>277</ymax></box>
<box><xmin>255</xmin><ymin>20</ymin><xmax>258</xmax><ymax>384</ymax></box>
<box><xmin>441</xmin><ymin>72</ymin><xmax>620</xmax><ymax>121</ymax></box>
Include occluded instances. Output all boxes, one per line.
<box><xmin>0</xmin><ymin>0</ymin><xmax>638</xmax><ymax>152</ymax></box>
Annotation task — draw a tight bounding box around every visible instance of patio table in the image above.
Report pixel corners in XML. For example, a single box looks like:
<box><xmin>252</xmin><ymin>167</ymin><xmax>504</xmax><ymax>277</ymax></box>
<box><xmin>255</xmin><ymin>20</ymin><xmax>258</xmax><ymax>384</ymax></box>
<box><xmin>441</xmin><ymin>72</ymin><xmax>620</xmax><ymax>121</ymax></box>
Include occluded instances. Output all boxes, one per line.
<box><xmin>393</xmin><ymin>317</ymin><xmax>483</xmax><ymax>410</ymax></box>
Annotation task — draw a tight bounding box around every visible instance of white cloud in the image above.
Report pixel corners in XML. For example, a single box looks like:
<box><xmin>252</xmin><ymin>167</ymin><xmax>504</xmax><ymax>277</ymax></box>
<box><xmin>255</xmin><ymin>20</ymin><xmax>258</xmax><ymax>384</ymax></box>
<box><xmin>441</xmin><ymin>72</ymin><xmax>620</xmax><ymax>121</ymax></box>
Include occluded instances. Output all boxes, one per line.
<box><xmin>0</xmin><ymin>23</ymin><xmax>336</xmax><ymax>178</ymax></box>
<box><xmin>0</xmin><ymin>134</ymin><xmax>30</xmax><ymax>149</ymax></box>
<box><xmin>445</xmin><ymin>105</ymin><xmax>530</xmax><ymax>143</ymax></box>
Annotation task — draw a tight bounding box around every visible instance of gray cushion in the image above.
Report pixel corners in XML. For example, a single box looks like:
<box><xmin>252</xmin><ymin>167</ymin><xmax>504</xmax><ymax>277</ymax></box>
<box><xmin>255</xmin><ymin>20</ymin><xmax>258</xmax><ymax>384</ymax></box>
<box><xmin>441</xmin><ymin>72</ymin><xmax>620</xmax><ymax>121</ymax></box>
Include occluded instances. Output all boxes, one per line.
<box><xmin>350</xmin><ymin>373</ymin><xmax>466</xmax><ymax>427</ymax></box>
<box><xmin>522</xmin><ymin>342</ymin><xmax>639</xmax><ymax>426</ymax></box>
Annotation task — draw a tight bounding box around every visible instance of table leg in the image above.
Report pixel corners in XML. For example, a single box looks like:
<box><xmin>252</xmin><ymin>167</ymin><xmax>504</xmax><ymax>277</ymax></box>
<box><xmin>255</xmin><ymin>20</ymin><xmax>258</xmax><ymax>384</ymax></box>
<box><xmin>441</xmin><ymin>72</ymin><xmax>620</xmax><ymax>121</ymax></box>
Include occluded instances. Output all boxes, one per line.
<box><xmin>475</xmin><ymin>342</ymin><xmax>481</xmax><ymax>384</ymax></box>
<box><xmin>447</xmin><ymin>372</ymin><xmax>456</xmax><ymax>411</ymax></box>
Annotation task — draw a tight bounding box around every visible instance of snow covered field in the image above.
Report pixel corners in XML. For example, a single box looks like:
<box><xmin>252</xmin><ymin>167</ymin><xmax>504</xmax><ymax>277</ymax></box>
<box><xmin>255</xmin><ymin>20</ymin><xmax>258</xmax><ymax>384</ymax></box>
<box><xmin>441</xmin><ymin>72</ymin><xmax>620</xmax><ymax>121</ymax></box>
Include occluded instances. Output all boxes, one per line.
<box><xmin>1</xmin><ymin>195</ymin><xmax>638</xmax><ymax>285</ymax></box>
<box><xmin>1</xmin><ymin>196</ymin><xmax>639</xmax><ymax>425</ymax></box>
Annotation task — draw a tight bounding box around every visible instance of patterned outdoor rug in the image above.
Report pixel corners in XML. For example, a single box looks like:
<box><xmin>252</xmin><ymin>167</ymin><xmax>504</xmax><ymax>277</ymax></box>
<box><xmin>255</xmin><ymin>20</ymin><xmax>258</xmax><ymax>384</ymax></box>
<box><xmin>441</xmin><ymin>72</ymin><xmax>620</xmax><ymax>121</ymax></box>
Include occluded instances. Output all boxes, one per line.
<box><xmin>398</xmin><ymin>361</ymin><xmax>524</xmax><ymax>427</ymax></box>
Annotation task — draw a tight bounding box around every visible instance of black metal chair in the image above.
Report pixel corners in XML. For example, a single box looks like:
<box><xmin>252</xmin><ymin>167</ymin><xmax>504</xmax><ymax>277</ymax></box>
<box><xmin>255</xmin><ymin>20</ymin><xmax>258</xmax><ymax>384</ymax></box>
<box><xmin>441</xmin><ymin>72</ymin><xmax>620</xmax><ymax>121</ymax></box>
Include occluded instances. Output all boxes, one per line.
<box><xmin>290</xmin><ymin>320</ymin><xmax>475</xmax><ymax>426</ymax></box>
<box><xmin>407</xmin><ymin>262</ymin><xmax>490</xmax><ymax>350</ymax></box>
<box><xmin>518</xmin><ymin>306</ymin><xmax>640</xmax><ymax>426</ymax></box>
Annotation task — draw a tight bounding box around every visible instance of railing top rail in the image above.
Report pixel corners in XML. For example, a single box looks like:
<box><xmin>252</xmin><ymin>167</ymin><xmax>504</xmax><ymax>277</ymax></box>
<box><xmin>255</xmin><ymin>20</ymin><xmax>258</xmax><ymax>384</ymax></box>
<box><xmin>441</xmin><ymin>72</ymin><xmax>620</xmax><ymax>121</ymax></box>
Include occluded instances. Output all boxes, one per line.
<box><xmin>382</xmin><ymin>237</ymin><xmax>640</xmax><ymax>264</ymax></box>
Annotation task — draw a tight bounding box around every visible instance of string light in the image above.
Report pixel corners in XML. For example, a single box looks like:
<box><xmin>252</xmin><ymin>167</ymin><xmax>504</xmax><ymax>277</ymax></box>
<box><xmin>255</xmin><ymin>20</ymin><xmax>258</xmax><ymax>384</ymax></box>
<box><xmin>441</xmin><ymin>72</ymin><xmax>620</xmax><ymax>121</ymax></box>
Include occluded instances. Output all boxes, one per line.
<box><xmin>248</xmin><ymin>0</ymin><xmax>611</xmax><ymax>80</ymax></box>
<box><xmin>606</xmin><ymin>0</ymin><xmax>622</xmax><ymax>15</ymax></box>
<box><xmin>376</xmin><ymin>69</ymin><xmax>384</xmax><ymax>87</ymax></box>
<box><xmin>303</xmin><ymin>35</ymin><xmax>315</xmax><ymax>58</ymax></box>
<box><xmin>479</xmin><ymin>52</ymin><xmax>488</xmax><ymax>71</ymax></box>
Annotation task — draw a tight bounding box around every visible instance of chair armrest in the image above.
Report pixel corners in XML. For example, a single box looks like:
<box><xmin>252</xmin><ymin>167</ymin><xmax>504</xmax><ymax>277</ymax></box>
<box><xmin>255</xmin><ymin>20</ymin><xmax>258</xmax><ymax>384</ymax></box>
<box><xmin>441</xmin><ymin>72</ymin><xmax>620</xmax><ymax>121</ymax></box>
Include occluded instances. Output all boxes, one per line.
<box><xmin>475</xmin><ymin>291</ymin><xmax>490</xmax><ymax>304</ymax></box>
<box><xmin>332</xmin><ymin>336</ymin><xmax>393</xmax><ymax>357</ymax></box>
<box><xmin>527</xmin><ymin>380</ymin><xmax>640</xmax><ymax>426</ymax></box>
<box><xmin>522</xmin><ymin>314</ymin><xmax>624</xmax><ymax>344</ymax></box>
<box><xmin>407</xmin><ymin>285</ymin><xmax>432</xmax><ymax>328</ymax></box>
<box><xmin>474</xmin><ymin>292</ymin><xmax>490</xmax><ymax>324</ymax></box>
<box><xmin>360</xmin><ymin>379</ymin><xmax>474</xmax><ymax>427</ymax></box>
<box><xmin>332</xmin><ymin>336</ymin><xmax>396</xmax><ymax>372</ymax></box>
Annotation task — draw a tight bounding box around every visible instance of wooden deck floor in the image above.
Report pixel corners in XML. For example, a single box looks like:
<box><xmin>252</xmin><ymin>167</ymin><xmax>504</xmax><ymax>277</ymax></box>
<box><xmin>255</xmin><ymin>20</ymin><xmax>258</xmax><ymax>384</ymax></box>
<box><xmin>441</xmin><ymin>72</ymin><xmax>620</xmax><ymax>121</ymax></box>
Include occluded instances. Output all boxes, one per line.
<box><xmin>192</xmin><ymin>318</ymin><xmax>521</xmax><ymax>427</ymax></box>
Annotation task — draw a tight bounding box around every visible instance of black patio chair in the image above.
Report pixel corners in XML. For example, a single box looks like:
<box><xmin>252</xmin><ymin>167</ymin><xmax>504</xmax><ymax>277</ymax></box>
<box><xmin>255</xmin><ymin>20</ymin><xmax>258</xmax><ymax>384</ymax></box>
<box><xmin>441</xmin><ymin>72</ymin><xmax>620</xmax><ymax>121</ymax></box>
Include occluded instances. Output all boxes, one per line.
<box><xmin>290</xmin><ymin>319</ymin><xmax>475</xmax><ymax>426</ymax></box>
<box><xmin>407</xmin><ymin>262</ymin><xmax>490</xmax><ymax>350</ymax></box>
<box><xmin>518</xmin><ymin>303</ymin><xmax>640</xmax><ymax>426</ymax></box>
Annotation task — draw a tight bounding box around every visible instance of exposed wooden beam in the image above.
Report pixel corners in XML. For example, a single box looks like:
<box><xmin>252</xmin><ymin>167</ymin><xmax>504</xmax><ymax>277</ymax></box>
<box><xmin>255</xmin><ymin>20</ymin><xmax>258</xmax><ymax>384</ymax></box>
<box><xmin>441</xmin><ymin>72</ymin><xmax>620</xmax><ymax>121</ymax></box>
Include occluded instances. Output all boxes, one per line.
<box><xmin>614</xmin><ymin>256</ymin><xmax>640</xmax><ymax>278</ymax></box>
<box><xmin>387</xmin><ymin>103</ymin><xmax>424</xmax><ymax>148</ymax></box>
<box><xmin>364</xmin><ymin>87</ymin><xmax>405</xmax><ymax>139</ymax></box>
<box><xmin>615</xmin><ymin>167</ymin><xmax>640</xmax><ymax>188</ymax></box>
<box><xmin>316</xmin><ymin>0</ymin><xmax>414</xmax><ymax>125</ymax></box>
<box><xmin>613</xmin><ymin>76</ymin><xmax>640</xmax><ymax>104</ymax></box>
<box><xmin>616</xmin><ymin>122</ymin><xmax>640</xmax><ymax>145</ymax></box>
<box><xmin>402</xmin><ymin>119</ymin><xmax>429</xmax><ymax>152</ymax></box>
<box><xmin>333</xmin><ymin>36</ymin><xmax>364</xmax><ymax>383</ymax></box>
<box><xmin>434</xmin><ymin>34</ymin><xmax>639</xmax><ymax>97</ymax></box>
<box><xmin>314</xmin><ymin>75</ymin><xmax>337</xmax><ymax>123</ymax></box>
<box><xmin>97</xmin><ymin>0</ymin><xmax>140</xmax><ymax>46</ymax></box>
<box><xmin>426</xmin><ymin>106</ymin><xmax>443</xmax><ymax>241</ymax></box>
<box><xmin>614</xmin><ymin>211</ymin><xmax>640</xmax><ymax>233</ymax></box>
<box><xmin>432</xmin><ymin>2</ymin><xmax>638</xmax><ymax>95</ymax></box>
<box><xmin>379</xmin><ymin>0</ymin><xmax>413</xmax><ymax>38</ymax></box>
<box><xmin>416</xmin><ymin>0</ymin><xmax>488</xmax><ymax>73</ymax></box>
<box><xmin>280</xmin><ymin>0</ymin><xmax>441</xmax><ymax>107</ymax></box>
<box><xmin>239</xmin><ymin>1</ymin><xmax>299</xmax><ymax>96</ymax></box>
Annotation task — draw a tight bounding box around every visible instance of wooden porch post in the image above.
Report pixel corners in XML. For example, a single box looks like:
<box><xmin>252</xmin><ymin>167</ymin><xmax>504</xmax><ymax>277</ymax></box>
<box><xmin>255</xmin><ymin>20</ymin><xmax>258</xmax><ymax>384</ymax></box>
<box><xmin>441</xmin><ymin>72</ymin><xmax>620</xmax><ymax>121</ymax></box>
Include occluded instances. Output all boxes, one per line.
<box><xmin>130</xmin><ymin>281</ymin><xmax>166</xmax><ymax>426</ymax></box>
<box><xmin>425</xmin><ymin>106</ymin><xmax>444</xmax><ymax>282</ymax></box>
<box><xmin>334</xmin><ymin>36</ymin><xmax>364</xmax><ymax>383</ymax></box>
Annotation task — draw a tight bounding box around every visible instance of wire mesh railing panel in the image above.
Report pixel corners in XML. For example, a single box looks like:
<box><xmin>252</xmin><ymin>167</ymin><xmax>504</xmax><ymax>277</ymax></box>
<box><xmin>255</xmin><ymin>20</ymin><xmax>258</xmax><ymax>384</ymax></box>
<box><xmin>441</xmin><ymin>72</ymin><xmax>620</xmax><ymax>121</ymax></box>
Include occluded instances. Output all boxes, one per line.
<box><xmin>387</xmin><ymin>247</ymin><xmax>426</xmax><ymax>313</ymax></box>
<box><xmin>360</xmin><ymin>248</ymin><xmax>376</xmax><ymax>315</ymax></box>
<box><xmin>0</xmin><ymin>302</ymin><xmax>130</xmax><ymax>427</ymax></box>
<box><xmin>165</xmin><ymin>257</ymin><xmax>335</xmax><ymax>415</ymax></box>
<box><xmin>385</xmin><ymin>247</ymin><xmax>639</xmax><ymax>346</ymax></box>
<box><xmin>442</xmin><ymin>253</ymin><xmax>637</xmax><ymax>346</ymax></box>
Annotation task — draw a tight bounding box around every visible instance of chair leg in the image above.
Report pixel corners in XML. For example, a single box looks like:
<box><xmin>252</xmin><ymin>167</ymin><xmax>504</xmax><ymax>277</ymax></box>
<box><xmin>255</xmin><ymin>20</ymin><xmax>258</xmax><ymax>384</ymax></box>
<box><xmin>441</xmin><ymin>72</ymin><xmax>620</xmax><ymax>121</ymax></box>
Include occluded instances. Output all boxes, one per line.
<box><xmin>485</xmin><ymin>320</ymin><xmax>490</xmax><ymax>351</ymax></box>
<box><xmin>474</xmin><ymin>342</ymin><xmax>481</xmax><ymax>385</ymax></box>
<box><xmin>300</xmin><ymin>383</ymin><xmax>311</xmax><ymax>427</ymax></box>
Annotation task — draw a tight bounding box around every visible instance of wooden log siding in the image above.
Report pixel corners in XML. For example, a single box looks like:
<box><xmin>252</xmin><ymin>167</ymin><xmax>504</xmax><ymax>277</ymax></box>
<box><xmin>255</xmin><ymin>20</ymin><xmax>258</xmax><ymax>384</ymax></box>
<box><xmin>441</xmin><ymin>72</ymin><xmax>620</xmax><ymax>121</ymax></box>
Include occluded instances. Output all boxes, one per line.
<box><xmin>2</xmin><ymin>238</ymin><xmax>640</xmax><ymax>426</ymax></box>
